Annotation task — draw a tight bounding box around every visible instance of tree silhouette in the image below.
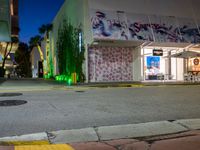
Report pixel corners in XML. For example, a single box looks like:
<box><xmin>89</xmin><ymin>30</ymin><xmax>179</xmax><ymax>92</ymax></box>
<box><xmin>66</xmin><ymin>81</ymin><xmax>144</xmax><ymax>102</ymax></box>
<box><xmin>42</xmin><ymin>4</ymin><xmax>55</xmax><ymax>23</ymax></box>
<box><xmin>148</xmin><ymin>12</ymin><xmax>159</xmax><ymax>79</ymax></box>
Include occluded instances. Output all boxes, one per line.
<box><xmin>1</xmin><ymin>36</ymin><xmax>19</xmax><ymax>69</ymax></box>
<box><xmin>29</xmin><ymin>35</ymin><xmax>44</xmax><ymax>61</ymax></box>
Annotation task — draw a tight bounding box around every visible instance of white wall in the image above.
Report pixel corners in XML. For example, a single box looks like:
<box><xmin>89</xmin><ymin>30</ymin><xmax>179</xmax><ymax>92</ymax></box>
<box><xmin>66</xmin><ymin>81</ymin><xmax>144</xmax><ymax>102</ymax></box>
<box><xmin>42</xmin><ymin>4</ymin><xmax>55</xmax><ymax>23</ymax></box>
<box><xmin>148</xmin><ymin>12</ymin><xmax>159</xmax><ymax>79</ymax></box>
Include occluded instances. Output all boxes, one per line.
<box><xmin>30</xmin><ymin>47</ymin><xmax>42</xmax><ymax>78</ymax></box>
<box><xmin>51</xmin><ymin>0</ymin><xmax>92</xmax><ymax>77</ymax></box>
<box><xmin>52</xmin><ymin>0</ymin><xmax>91</xmax><ymax>48</ymax></box>
<box><xmin>176</xmin><ymin>59</ymin><xmax>184</xmax><ymax>81</ymax></box>
<box><xmin>133</xmin><ymin>47</ymin><xmax>142</xmax><ymax>81</ymax></box>
<box><xmin>88</xmin><ymin>0</ymin><xmax>200</xmax><ymax>19</ymax></box>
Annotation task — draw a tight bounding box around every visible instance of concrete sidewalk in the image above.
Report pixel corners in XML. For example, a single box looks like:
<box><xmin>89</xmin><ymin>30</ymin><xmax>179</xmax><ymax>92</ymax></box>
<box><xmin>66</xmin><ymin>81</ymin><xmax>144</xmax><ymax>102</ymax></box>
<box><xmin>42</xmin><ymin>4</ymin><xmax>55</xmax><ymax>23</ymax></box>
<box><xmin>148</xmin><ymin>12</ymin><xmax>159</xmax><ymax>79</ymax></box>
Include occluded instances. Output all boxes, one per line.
<box><xmin>70</xmin><ymin>130</ymin><xmax>200</xmax><ymax>150</ymax></box>
<box><xmin>0</xmin><ymin>130</ymin><xmax>200</xmax><ymax>150</ymax></box>
<box><xmin>0</xmin><ymin>119</ymin><xmax>200</xmax><ymax>150</ymax></box>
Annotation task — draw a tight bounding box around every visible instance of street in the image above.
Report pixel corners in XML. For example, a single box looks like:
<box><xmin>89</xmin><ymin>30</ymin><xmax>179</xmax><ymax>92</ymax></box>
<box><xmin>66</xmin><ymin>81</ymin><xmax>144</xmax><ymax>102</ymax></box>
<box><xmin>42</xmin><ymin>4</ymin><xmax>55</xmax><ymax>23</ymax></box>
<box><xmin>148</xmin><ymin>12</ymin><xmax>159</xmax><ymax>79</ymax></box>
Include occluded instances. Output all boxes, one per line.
<box><xmin>0</xmin><ymin>79</ymin><xmax>200</xmax><ymax>137</ymax></box>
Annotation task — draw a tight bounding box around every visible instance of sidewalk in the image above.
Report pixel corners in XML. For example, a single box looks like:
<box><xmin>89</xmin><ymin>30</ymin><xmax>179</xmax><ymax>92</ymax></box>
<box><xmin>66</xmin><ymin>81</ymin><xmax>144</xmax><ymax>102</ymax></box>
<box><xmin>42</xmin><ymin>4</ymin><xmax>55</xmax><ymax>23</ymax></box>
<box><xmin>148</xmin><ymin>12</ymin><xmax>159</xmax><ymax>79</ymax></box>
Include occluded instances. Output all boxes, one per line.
<box><xmin>0</xmin><ymin>119</ymin><xmax>200</xmax><ymax>150</ymax></box>
<box><xmin>70</xmin><ymin>130</ymin><xmax>200</xmax><ymax>150</ymax></box>
<box><xmin>0</xmin><ymin>130</ymin><xmax>200</xmax><ymax>150</ymax></box>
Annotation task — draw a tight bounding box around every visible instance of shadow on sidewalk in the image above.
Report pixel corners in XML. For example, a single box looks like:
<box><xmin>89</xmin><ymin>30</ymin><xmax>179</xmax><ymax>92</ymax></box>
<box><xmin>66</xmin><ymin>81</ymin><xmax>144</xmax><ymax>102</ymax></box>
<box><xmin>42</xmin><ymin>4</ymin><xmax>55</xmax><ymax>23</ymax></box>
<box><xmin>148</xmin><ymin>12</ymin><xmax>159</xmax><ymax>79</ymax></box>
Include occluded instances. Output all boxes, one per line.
<box><xmin>0</xmin><ymin>78</ymin><xmax>6</xmax><ymax>85</ymax></box>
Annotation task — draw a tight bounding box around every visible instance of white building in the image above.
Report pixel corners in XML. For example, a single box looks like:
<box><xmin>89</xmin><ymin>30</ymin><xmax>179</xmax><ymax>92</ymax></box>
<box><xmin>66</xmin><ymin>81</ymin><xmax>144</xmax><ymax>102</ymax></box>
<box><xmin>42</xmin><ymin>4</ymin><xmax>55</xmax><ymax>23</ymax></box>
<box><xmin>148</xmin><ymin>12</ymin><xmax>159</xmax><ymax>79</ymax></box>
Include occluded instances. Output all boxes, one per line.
<box><xmin>30</xmin><ymin>41</ymin><xmax>46</xmax><ymax>78</ymax></box>
<box><xmin>50</xmin><ymin>0</ymin><xmax>200</xmax><ymax>82</ymax></box>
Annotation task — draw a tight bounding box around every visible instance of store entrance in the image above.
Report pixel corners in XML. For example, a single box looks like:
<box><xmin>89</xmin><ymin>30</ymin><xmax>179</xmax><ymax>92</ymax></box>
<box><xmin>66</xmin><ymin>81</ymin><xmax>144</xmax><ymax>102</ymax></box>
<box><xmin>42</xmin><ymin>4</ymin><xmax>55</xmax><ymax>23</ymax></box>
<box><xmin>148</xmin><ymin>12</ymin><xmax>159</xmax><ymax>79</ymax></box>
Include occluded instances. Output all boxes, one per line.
<box><xmin>143</xmin><ymin>47</ymin><xmax>184</xmax><ymax>81</ymax></box>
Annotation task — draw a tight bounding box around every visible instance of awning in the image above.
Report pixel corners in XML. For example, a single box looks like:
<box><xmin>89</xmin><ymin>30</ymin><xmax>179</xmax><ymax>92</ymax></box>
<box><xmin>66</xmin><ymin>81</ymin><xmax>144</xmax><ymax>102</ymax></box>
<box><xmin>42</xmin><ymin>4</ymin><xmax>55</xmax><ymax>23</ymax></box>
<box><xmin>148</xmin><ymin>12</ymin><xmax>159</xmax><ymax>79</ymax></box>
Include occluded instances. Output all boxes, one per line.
<box><xmin>170</xmin><ymin>51</ymin><xmax>200</xmax><ymax>59</ymax></box>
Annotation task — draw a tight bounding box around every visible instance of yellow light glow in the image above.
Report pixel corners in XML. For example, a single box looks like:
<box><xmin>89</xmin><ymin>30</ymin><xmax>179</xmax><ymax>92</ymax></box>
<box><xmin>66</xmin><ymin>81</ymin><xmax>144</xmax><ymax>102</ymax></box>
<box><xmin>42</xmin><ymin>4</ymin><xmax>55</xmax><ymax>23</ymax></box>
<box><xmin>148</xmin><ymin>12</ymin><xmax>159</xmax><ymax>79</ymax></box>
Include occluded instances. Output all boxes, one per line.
<box><xmin>10</xmin><ymin>0</ymin><xmax>14</xmax><ymax>15</ymax></box>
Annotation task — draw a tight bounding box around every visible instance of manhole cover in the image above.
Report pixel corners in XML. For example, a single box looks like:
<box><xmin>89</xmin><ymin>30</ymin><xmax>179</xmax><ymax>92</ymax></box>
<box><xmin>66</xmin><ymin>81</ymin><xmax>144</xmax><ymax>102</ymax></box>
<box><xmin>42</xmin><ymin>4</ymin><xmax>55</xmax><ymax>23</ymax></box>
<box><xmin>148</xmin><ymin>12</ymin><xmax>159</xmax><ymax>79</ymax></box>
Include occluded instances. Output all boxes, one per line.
<box><xmin>0</xmin><ymin>93</ymin><xmax>23</xmax><ymax>97</ymax></box>
<box><xmin>0</xmin><ymin>100</ymin><xmax>27</xmax><ymax>107</ymax></box>
<box><xmin>75</xmin><ymin>91</ymin><xmax>85</xmax><ymax>93</ymax></box>
<box><xmin>168</xmin><ymin>120</ymin><xmax>175</xmax><ymax>122</ymax></box>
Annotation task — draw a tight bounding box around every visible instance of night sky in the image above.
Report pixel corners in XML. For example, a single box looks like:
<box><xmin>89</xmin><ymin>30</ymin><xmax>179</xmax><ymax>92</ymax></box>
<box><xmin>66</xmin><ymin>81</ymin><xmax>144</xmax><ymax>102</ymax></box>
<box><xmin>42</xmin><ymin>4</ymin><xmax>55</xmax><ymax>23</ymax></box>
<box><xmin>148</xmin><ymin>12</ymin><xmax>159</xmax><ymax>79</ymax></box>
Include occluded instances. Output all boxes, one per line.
<box><xmin>19</xmin><ymin>0</ymin><xmax>65</xmax><ymax>44</ymax></box>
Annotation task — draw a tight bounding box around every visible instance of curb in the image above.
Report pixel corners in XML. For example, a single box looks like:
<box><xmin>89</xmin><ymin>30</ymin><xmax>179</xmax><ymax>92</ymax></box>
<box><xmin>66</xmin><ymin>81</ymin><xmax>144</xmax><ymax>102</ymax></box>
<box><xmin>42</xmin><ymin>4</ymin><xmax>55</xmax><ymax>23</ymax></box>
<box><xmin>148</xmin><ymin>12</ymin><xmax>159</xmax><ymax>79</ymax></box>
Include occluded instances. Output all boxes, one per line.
<box><xmin>73</xmin><ymin>82</ymin><xmax>200</xmax><ymax>90</ymax></box>
<box><xmin>0</xmin><ymin>133</ymin><xmax>49</xmax><ymax>146</ymax></box>
<box><xmin>0</xmin><ymin>140</ymin><xmax>49</xmax><ymax>146</ymax></box>
<box><xmin>0</xmin><ymin>119</ymin><xmax>200</xmax><ymax>145</ymax></box>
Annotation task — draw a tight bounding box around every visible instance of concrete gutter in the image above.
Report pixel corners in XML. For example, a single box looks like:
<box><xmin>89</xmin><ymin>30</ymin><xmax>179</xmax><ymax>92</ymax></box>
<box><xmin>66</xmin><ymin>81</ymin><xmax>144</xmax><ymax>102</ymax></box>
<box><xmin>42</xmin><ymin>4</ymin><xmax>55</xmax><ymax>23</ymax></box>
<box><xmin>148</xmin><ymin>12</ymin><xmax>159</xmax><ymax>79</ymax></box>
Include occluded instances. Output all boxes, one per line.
<box><xmin>75</xmin><ymin>81</ymin><xmax>200</xmax><ymax>89</ymax></box>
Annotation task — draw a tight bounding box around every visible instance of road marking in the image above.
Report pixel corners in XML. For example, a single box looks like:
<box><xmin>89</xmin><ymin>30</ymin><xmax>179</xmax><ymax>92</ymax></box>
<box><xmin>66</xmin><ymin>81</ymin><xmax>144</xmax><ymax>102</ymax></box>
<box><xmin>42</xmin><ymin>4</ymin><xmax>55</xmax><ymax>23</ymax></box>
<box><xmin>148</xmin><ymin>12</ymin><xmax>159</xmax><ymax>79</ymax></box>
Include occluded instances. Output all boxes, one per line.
<box><xmin>0</xmin><ymin>89</ymin><xmax>52</xmax><ymax>93</ymax></box>
<box><xmin>15</xmin><ymin>144</ymin><xmax>74</xmax><ymax>150</ymax></box>
<box><xmin>0</xmin><ymin>140</ymin><xmax>49</xmax><ymax>146</ymax></box>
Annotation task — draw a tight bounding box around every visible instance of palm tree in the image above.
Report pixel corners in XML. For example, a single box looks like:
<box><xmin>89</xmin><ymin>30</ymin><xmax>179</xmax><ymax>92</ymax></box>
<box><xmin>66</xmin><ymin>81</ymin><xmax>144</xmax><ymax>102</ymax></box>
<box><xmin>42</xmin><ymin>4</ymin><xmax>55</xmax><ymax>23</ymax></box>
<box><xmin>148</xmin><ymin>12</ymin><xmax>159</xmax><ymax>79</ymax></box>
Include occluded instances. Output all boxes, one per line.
<box><xmin>28</xmin><ymin>24</ymin><xmax>53</xmax><ymax>78</ymax></box>
<box><xmin>29</xmin><ymin>35</ymin><xmax>44</xmax><ymax>61</ymax></box>
<box><xmin>39</xmin><ymin>24</ymin><xmax>53</xmax><ymax>38</ymax></box>
<box><xmin>38</xmin><ymin>24</ymin><xmax>53</xmax><ymax>77</ymax></box>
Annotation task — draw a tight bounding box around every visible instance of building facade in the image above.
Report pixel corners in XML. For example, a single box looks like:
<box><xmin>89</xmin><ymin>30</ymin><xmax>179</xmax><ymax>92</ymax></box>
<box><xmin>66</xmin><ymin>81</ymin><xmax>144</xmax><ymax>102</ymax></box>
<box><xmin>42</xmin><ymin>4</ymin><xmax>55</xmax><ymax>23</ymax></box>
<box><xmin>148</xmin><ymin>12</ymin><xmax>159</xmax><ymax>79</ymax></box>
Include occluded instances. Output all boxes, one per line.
<box><xmin>30</xmin><ymin>41</ymin><xmax>46</xmax><ymax>78</ymax></box>
<box><xmin>49</xmin><ymin>0</ymin><xmax>200</xmax><ymax>82</ymax></box>
<box><xmin>0</xmin><ymin>0</ymin><xmax>19</xmax><ymax>77</ymax></box>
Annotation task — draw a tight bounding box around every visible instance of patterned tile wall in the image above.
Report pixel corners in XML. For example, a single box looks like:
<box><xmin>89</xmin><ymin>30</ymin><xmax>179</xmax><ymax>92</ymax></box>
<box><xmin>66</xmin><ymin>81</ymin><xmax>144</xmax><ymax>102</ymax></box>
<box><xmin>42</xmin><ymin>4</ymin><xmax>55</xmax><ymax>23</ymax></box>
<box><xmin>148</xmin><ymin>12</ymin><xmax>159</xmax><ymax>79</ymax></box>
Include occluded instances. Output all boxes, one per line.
<box><xmin>88</xmin><ymin>46</ymin><xmax>133</xmax><ymax>82</ymax></box>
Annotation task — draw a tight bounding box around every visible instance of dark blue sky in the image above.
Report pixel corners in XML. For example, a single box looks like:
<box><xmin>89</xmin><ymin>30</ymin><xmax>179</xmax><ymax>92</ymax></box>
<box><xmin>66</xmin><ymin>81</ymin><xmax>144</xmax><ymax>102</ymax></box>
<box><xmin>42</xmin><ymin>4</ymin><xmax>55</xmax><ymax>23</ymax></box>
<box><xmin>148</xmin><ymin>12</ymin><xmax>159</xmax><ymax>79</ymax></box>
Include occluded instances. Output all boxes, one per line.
<box><xmin>19</xmin><ymin>0</ymin><xmax>65</xmax><ymax>44</ymax></box>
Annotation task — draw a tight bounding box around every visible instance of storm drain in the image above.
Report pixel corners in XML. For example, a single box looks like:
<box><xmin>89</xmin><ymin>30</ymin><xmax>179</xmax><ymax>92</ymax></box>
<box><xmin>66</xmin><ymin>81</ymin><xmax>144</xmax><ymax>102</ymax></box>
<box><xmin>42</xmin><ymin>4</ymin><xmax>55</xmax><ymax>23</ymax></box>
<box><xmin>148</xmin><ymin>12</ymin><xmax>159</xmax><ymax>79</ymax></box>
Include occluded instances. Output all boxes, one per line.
<box><xmin>0</xmin><ymin>100</ymin><xmax>27</xmax><ymax>107</ymax></box>
<box><xmin>0</xmin><ymin>93</ymin><xmax>23</xmax><ymax>97</ymax></box>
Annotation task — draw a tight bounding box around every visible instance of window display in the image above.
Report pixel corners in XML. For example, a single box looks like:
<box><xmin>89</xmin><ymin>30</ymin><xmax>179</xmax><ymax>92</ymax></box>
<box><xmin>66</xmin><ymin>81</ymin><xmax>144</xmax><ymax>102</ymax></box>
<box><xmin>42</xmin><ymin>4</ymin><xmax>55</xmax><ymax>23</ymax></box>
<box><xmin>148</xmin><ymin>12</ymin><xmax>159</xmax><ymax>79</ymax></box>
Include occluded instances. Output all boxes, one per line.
<box><xmin>145</xmin><ymin>56</ymin><xmax>160</xmax><ymax>80</ymax></box>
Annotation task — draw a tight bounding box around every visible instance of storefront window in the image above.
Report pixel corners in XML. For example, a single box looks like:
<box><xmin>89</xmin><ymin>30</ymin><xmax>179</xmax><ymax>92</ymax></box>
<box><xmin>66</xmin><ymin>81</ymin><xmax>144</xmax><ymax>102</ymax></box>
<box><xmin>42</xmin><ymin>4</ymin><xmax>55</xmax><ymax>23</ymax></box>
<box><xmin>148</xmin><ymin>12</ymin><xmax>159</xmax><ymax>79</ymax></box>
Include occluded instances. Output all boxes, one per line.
<box><xmin>143</xmin><ymin>48</ymin><xmax>184</xmax><ymax>81</ymax></box>
<box><xmin>188</xmin><ymin>58</ymin><xmax>200</xmax><ymax>72</ymax></box>
<box><xmin>145</xmin><ymin>56</ymin><xmax>160</xmax><ymax>80</ymax></box>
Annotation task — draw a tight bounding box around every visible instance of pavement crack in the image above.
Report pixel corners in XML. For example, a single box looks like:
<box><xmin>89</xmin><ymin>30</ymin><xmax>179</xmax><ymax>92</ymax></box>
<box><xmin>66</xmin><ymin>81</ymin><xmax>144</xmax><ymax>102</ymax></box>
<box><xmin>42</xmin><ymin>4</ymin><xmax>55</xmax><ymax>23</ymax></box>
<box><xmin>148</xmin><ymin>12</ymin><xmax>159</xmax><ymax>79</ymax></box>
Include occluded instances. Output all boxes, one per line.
<box><xmin>101</xmin><ymin>141</ymin><xmax>119</xmax><ymax>150</ymax></box>
<box><xmin>48</xmin><ymin>102</ymin><xmax>70</xmax><ymax>117</ymax></box>
<box><xmin>176</xmin><ymin>122</ymin><xmax>190</xmax><ymax>130</ymax></box>
<box><xmin>146</xmin><ymin>143</ymin><xmax>152</xmax><ymax>150</ymax></box>
<box><xmin>48</xmin><ymin>102</ymin><xmax>58</xmax><ymax>110</ymax></box>
<box><xmin>93</xmin><ymin>127</ymin><xmax>101</xmax><ymax>142</ymax></box>
<box><xmin>46</xmin><ymin>131</ymin><xmax>56</xmax><ymax>144</ymax></box>
<box><xmin>145</xmin><ymin>133</ymin><xmax>197</xmax><ymax>144</ymax></box>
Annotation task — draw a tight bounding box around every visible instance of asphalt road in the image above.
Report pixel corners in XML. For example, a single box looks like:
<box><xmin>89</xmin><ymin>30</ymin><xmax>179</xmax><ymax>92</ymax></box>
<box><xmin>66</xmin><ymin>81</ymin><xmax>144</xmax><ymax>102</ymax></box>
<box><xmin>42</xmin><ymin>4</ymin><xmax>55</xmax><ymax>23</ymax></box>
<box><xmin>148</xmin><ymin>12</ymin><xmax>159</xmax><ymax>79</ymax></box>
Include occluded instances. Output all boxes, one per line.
<box><xmin>0</xmin><ymin>79</ymin><xmax>200</xmax><ymax>137</ymax></box>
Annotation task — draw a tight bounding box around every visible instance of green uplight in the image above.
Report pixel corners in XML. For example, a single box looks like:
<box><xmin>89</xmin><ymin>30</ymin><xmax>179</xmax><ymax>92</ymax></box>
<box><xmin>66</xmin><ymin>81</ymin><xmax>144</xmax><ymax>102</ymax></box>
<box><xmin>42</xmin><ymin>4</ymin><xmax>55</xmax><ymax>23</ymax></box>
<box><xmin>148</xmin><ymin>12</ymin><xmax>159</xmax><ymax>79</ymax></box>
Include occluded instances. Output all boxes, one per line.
<box><xmin>44</xmin><ymin>73</ymin><xmax>52</xmax><ymax>79</ymax></box>
<box><xmin>55</xmin><ymin>75</ymin><xmax>73</xmax><ymax>86</ymax></box>
<box><xmin>67</xmin><ymin>78</ymin><xmax>72</xmax><ymax>86</ymax></box>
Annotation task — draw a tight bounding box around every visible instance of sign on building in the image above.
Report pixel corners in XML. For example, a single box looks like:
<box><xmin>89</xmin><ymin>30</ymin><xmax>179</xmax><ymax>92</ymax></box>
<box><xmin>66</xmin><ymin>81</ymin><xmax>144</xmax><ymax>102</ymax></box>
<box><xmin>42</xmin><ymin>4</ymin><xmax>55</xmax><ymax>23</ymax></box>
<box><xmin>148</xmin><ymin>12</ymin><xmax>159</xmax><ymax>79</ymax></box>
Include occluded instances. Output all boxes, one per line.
<box><xmin>153</xmin><ymin>49</ymin><xmax>163</xmax><ymax>56</ymax></box>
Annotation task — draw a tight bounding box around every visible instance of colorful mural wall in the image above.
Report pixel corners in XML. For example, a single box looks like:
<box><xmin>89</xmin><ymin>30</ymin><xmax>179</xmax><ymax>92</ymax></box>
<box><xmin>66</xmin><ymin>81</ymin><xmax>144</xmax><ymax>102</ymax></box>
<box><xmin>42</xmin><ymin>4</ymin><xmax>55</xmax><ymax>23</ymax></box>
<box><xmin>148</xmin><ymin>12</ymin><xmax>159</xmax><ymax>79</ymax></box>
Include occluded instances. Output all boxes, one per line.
<box><xmin>90</xmin><ymin>9</ymin><xmax>200</xmax><ymax>43</ymax></box>
<box><xmin>88</xmin><ymin>46</ymin><xmax>133</xmax><ymax>82</ymax></box>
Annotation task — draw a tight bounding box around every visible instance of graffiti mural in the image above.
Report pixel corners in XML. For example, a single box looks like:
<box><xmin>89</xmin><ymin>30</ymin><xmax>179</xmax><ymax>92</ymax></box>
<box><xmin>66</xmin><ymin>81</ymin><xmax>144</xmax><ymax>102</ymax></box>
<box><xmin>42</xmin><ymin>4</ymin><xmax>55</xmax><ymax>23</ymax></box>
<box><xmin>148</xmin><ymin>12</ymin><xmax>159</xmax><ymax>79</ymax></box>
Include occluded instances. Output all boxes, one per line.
<box><xmin>148</xmin><ymin>15</ymin><xmax>180</xmax><ymax>43</ymax></box>
<box><xmin>90</xmin><ymin>9</ymin><xmax>200</xmax><ymax>43</ymax></box>
<box><xmin>91</xmin><ymin>10</ymin><xmax>130</xmax><ymax>40</ymax></box>
<box><xmin>88</xmin><ymin>46</ymin><xmax>133</xmax><ymax>82</ymax></box>
<box><xmin>178</xmin><ymin>18</ymin><xmax>200</xmax><ymax>43</ymax></box>
<box><xmin>127</xmin><ymin>13</ymin><xmax>153</xmax><ymax>41</ymax></box>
